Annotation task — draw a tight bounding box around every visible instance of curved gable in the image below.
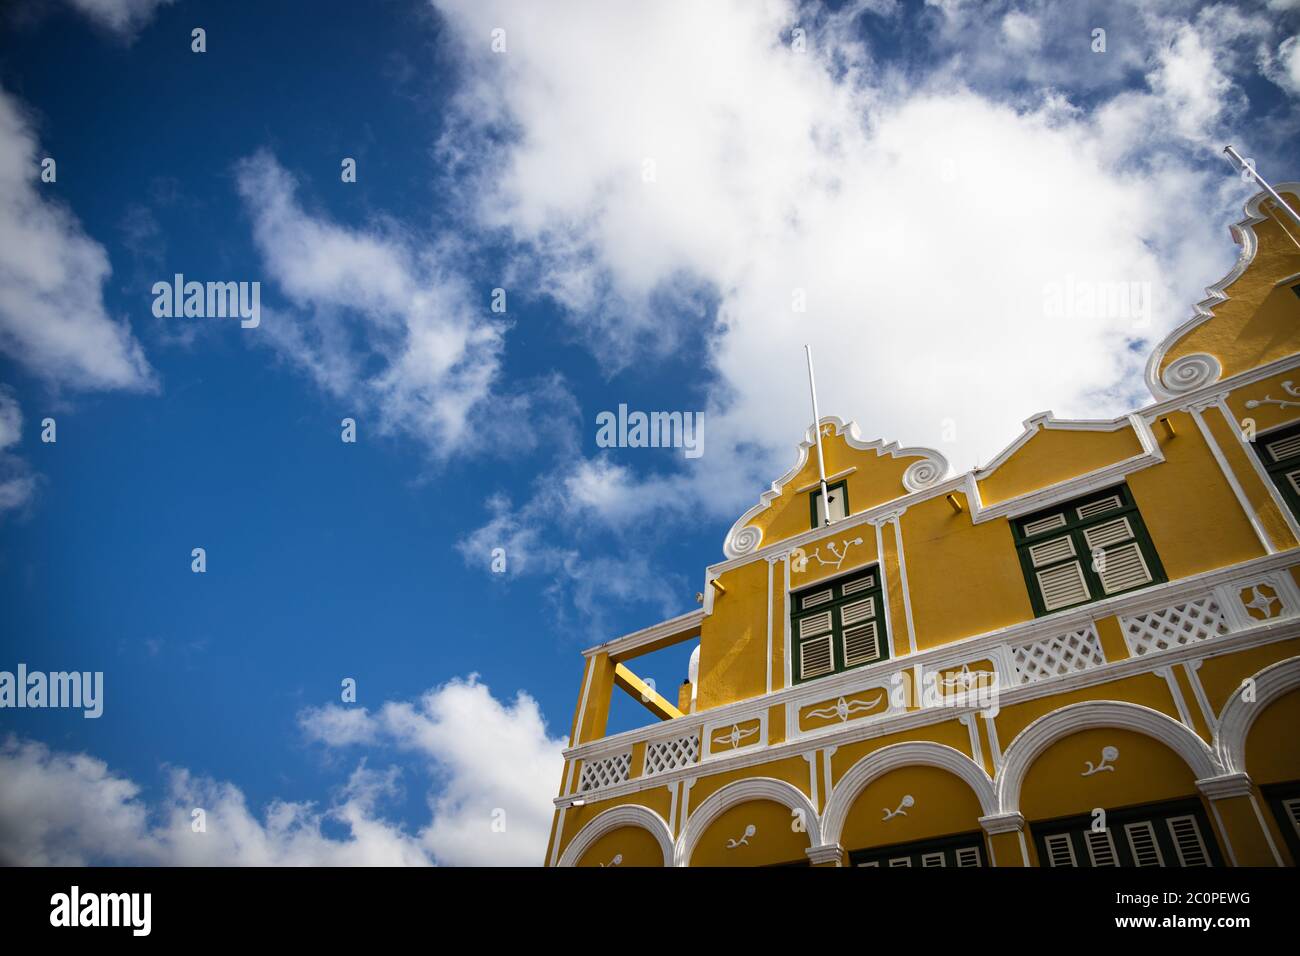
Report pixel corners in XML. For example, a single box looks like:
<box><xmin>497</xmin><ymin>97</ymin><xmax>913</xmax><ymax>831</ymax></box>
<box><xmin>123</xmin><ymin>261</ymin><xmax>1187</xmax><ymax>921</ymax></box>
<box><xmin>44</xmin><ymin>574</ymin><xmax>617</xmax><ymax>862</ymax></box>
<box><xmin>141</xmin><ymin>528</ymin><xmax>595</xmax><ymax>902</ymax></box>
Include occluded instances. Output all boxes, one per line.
<box><xmin>723</xmin><ymin>416</ymin><xmax>947</xmax><ymax>558</ymax></box>
<box><xmin>1148</xmin><ymin>183</ymin><xmax>1300</xmax><ymax>398</ymax></box>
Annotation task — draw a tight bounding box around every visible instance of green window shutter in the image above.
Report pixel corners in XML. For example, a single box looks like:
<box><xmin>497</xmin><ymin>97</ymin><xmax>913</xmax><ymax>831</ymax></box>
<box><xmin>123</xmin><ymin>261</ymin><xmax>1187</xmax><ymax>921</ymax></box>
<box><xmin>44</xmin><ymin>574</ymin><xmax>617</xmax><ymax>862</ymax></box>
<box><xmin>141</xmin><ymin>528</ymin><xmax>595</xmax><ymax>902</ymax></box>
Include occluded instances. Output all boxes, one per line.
<box><xmin>790</xmin><ymin>566</ymin><xmax>888</xmax><ymax>684</ymax></box>
<box><xmin>1012</xmin><ymin>484</ymin><xmax>1166</xmax><ymax>618</ymax></box>
<box><xmin>809</xmin><ymin>479</ymin><xmax>849</xmax><ymax>528</ymax></box>
<box><xmin>1033</xmin><ymin>800</ymin><xmax>1222</xmax><ymax>867</ymax></box>
<box><xmin>1252</xmin><ymin>421</ymin><xmax>1300</xmax><ymax>523</ymax></box>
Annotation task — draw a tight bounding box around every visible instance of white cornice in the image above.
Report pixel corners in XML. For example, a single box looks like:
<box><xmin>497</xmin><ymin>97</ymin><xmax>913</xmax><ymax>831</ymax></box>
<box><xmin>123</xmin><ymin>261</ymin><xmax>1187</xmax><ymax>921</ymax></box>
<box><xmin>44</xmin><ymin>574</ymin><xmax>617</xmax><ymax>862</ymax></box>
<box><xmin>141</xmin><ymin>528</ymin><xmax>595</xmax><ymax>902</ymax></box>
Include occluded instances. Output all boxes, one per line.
<box><xmin>1144</xmin><ymin>181</ymin><xmax>1300</xmax><ymax>401</ymax></box>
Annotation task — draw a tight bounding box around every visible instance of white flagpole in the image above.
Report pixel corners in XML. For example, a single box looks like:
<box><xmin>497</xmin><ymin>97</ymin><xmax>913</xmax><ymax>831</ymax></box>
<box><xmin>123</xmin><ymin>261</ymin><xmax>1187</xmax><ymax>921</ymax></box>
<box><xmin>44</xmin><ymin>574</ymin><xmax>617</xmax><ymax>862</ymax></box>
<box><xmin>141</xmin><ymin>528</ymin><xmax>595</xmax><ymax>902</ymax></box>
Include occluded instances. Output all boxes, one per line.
<box><xmin>804</xmin><ymin>345</ymin><xmax>835</xmax><ymax>526</ymax></box>
<box><xmin>1224</xmin><ymin>146</ymin><xmax>1300</xmax><ymax>229</ymax></box>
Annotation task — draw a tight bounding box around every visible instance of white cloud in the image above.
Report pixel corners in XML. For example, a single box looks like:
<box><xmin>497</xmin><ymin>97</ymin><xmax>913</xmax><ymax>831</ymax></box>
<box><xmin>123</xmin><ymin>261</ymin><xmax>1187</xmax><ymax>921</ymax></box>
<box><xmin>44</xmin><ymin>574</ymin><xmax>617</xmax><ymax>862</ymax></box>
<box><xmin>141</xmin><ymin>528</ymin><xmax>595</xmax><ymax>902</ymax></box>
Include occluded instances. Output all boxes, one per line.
<box><xmin>0</xmin><ymin>389</ymin><xmax>36</xmax><ymax>515</ymax></box>
<box><xmin>0</xmin><ymin>736</ymin><xmax>428</xmax><ymax>865</ymax></box>
<box><xmin>431</xmin><ymin>0</ymin><xmax>1280</xmax><ymax>528</ymax></box>
<box><xmin>0</xmin><ymin>87</ymin><xmax>155</xmax><ymax>393</ymax></box>
<box><xmin>235</xmin><ymin>151</ymin><xmax>505</xmax><ymax>458</ymax></box>
<box><xmin>64</xmin><ymin>0</ymin><xmax>173</xmax><ymax>37</ymax></box>
<box><xmin>299</xmin><ymin>676</ymin><xmax>565</xmax><ymax>866</ymax></box>
<box><xmin>1262</xmin><ymin>35</ymin><xmax>1300</xmax><ymax>96</ymax></box>
<box><xmin>0</xmin><ymin>676</ymin><xmax>563</xmax><ymax>866</ymax></box>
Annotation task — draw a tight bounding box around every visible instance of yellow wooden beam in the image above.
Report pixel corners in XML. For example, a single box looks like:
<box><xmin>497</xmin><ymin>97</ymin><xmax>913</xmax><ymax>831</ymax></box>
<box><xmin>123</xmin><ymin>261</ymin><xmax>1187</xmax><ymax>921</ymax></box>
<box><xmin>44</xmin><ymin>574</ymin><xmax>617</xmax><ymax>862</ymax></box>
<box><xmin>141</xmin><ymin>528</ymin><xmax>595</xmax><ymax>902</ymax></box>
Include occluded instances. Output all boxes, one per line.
<box><xmin>613</xmin><ymin>663</ymin><xmax>684</xmax><ymax>721</ymax></box>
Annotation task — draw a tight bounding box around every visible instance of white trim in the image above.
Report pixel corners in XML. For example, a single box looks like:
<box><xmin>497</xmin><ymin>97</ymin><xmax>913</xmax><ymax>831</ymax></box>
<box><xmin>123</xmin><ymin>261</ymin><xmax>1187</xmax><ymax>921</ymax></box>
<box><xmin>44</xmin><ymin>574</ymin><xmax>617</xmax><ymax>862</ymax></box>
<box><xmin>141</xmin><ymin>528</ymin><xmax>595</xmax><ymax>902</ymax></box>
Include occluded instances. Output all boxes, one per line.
<box><xmin>822</xmin><ymin>745</ymin><xmax>837</xmax><ymax>804</ymax></box>
<box><xmin>1215</xmin><ymin>655</ymin><xmax>1300</xmax><ymax>774</ymax></box>
<box><xmin>1157</xmin><ymin>665</ymin><xmax>1196</xmax><ymax>729</ymax></box>
<box><xmin>803</xmin><ymin>752</ymin><xmax>819</xmax><ymax>811</ymax></box>
<box><xmin>1207</xmin><ymin>798</ymin><xmax>1239</xmax><ymax>867</ymax></box>
<box><xmin>959</xmin><ymin>713</ymin><xmax>985</xmax><ymax>771</ymax></box>
<box><xmin>548</xmin><ymin>807</ymin><xmax>566</xmax><ymax>868</ymax></box>
<box><xmin>1184</xmin><ymin>660</ymin><xmax>1218</xmax><ymax>734</ymax></box>
<box><xmin>1190</xmin><ymin>404</ymin><xmax>1275</xmax><ymax>553</ymax></box>
<box><xmin>821</xmin><ymin>742</ymin><xmax>997</xmax><ymax>847</ymax></box>
<box><xmin>891</xmin><ymin>515</ymin><xmax>918</xmax><ymax>655</ymax></box>
<box><xmin>674</xmin><ymin>777</ymin><xmax>821</xmax><ymax>866</ymax></box>
<box><xmin>1145</xmin><ymin>182</ymin><xmax>1300</xmax><ymax>400</ymax></box>
<box><xmin>1221</xmin><ymin>396</ymin><xmax>1300</xmax><ymax>543</ymax></box>
<box><xmin>1249</xmin><ymin>793</ymin><xmax>1286</xmax><ymax>866</ymax></box>
<box><xmin>722</xmin><ymin>416</ymin><xmax>948</xmax><ymax>559</ymax></box>
<box><xmin>983</xmin><ymin>712</ymin><xmax>1004</xmax><ymax>773</ymax></box>
<box><xmin>556</xmin><ymin>804</ymin><xmax>675</xmax><ymax>867</ymax></box>
<box><xmin>783</xmin><ymin>554</ymin><xmax>793</xmax><ymax>689</ymax></box>
<box><xmin>766</xmin><ymin>558</ymin><xmax>774</xmax><ymax>695</ymax></box>
<box><xmin>996</xmin><ymin>700</ymin><xmax>1222</xmax><ymax>814</ymax></box>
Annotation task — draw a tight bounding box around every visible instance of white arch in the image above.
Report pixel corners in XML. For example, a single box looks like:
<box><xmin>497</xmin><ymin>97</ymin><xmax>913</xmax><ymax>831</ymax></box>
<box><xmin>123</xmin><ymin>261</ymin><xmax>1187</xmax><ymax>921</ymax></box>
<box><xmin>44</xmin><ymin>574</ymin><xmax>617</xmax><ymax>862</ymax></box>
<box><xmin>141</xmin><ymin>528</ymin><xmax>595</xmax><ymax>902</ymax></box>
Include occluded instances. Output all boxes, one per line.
<box><xmin>675</xmin><ymin>776</ymin><xmax>821</xmax><ymax>866</ymax></box>
<box><xmin>556</xmin><ymin>804</ymin><xmax>674</xmax><ymax>867</ymax></box>
<box><xmin>1216</xmin><ymin>656</ymin><xmax>1300</xmax><ymax>775</ymax></box>
<box><xmin>821</xmin><ymin>742</ymin><xmax>996</xmax><ymax>847</ymax></box>
<box><xmin>996</xmin><ymin>700</ymin><xmax>1222</xmax><ymax>814</ymax></box>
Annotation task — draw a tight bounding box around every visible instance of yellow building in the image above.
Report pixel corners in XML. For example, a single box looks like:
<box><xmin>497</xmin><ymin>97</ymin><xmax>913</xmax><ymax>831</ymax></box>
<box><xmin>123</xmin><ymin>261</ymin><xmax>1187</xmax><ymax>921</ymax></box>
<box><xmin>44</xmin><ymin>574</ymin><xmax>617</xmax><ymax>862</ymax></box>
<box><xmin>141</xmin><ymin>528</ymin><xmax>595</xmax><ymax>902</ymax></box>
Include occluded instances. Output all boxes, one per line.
<box><xmin>545</xmin><ymin>183</ymin><xmax>1300</xmax><ymax>868</ymax></box>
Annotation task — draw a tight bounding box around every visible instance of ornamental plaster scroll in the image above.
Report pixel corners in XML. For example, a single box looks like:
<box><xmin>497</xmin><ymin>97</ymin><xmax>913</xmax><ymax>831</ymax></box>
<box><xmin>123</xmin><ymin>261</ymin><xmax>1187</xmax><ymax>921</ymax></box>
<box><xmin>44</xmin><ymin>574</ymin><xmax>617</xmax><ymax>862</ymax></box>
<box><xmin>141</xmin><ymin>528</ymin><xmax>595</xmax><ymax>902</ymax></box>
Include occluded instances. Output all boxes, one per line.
<box><xmin>722</xmin><ymin>416</ymin><xmax>949</xmax><ymax>559</ymax></box>
<box><xmin>1145</xmin><ymin>182</ymin><xmax>1300</xmax><ymax>401</ymax></box>
<box><xmin>1244</xmin><ymin>380</ymin><xmax>1300</xmax><ymax>411</ymax></box>
<box><xmin>1081</xmin><ymin>745</ymin><xmax>1119</xmax><ymax>777</ymax></box>
<box><xmin>1161</xmin><ymin>353</ymin><xmax>1222</xmax><ymax>394</ymax></box>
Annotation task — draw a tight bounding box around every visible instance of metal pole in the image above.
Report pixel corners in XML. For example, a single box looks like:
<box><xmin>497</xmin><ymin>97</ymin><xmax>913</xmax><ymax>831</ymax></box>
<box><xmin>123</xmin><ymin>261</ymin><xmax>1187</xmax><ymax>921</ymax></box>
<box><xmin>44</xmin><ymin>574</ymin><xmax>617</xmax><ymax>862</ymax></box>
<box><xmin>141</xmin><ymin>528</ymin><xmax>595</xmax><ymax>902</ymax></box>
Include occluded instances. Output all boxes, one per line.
<box><xmin>1224</xmin><ymin>146</ymin><xmax>1300</xmax><ymax>229</ymax></box>
<box><xmin>804</xmin><ymin>345</ymin><xmax>834</xmax><ymax>525</ymax></box>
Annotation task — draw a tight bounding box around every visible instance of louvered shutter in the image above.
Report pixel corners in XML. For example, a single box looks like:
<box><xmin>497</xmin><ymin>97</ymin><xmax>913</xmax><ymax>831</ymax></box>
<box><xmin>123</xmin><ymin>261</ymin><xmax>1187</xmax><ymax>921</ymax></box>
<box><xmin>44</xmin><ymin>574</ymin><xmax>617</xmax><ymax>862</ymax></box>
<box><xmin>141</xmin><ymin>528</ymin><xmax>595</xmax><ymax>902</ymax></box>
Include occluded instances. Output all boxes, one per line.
<box><xmin>1166</xmin><ymin>816</ymin><xmax>1211</xmax><ymax>867</ymax></box>
<box><xmin>954</xmin><ymin>846</ymin><xmax>982</xmax><ymax>867</ymax></box>
<box><xmin>1095</xmin><ymin>541</ymin><xmax>1152</xmax><ymax>594</ymax></box>
<box><xmin>1076</xmin><ymin>494</ymin><xmax>1122</xmax><ymax>520</ymax></box>
<box><xmin>1284</xmin><ymin>798</ymin><xmax>1300</xmax><ymax>839</ymax></box>
<box><xmin>801</xmin><ymin>588</ymin><xmax>832</xmax><ymax>609</ymax></box>
<box><xmin>800</xmin><ymin>635</ymin><xmax>834</xmax><ymax>679</ymax></box>
<box><xmin>842</xmin><ymin>623</ymin><xmax>881</xmax><ymax>667</ymax></box>
<box><xmin>1036</xmin><ymin>562</ymin><xmax>1090</xmax><ymax>610</ymax></box>
<box><xmin>1123</xmin><ymin>821</ymin><xmax>1164</xmax><ymax>866</ymax></box>
<box><xmin>1028</xmin><ymin>535</ymin><xmax>1075</xmax><ymax>566</ymax></box>
<box><xmin>887</xmin><ymin>857</ymin><xmax>911</xmax><ymax>867</ymax></box>
<box><xmin>920</xmin><ymin>852</ymin><xmax>945</xmax><ymax>867</ymax></box>
<box><xmin>1043</xmin><ymin>833</ymin><xmax>1078</xmax><ymax>867</ymax></box>
<box><xmin>1023</xmin><ymin>512</ymin><xmax>1067</xmax><ymax>536</ymax></box>
<box><xmin>1266</xmin><ymin>433</ymin><xmax>1300</xmax><ymax>462</ymax></box>
<box><xmin>1084</xmin><ymin>829</ymin><xmax>1119</xmax><ymax>866</ymax></box>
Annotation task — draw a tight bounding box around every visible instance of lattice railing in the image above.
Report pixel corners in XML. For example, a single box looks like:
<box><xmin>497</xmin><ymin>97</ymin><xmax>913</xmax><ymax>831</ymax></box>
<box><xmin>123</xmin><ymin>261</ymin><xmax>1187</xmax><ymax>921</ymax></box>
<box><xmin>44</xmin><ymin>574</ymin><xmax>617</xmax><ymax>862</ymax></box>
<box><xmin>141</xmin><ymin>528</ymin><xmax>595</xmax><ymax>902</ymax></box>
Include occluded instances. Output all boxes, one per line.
<box><xmin>1121</xmin><ymin>596</ymin><xmax>1229</xmax><ymax>657</ymax></box>
<box><xmin>644</xmin><ymin>732</ymin><xmax>700</xmax><ymax>776</ymax></box>
<box><xmin>578</xmin><ymin>752</ymin><xmax>631</xmax><ymax>792</ymax></box>
<box><xmin>1011</xmin><ymin>625</ymin><xmax>1106</xmax><ymax>684</ymax></box>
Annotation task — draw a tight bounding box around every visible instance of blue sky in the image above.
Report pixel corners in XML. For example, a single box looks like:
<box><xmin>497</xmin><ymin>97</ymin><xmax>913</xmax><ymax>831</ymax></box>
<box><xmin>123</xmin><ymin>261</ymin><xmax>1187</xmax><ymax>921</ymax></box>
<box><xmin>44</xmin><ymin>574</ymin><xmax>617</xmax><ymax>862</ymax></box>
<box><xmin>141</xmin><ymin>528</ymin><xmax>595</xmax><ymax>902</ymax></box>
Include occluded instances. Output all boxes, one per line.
<box><xmin>0</xmin><ymin>0</ymin><xmax>1297</xmax><ymax>865</ymax></box>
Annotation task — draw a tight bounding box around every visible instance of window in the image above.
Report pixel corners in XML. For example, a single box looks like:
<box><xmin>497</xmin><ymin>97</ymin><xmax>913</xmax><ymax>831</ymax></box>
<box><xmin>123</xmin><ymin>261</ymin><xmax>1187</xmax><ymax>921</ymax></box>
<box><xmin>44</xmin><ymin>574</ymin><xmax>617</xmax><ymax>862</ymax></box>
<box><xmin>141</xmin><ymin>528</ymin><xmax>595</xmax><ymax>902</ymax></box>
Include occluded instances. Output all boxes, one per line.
<box><xmin>1012</xmin><ymin>484</ymin><xmax>1166</xmax><ymax>617</ymax></box>
<box><xmin>1033</xmin><ymin>800</ymin><xmax>1221</xmax><ymax>867</ymax></box>
<box><xmin>810</xmin><ymin>479</ymin><xmax>849</xmax><ymax>528</ymax></box>
<box><xmin>1261</xmin><ymin>781</ymin><xmax>1300</xmax><ymax>862</ymax></box>
<box><xmin>790</xmin><ymin>566</ymin><xmax>888</xmax><ymax>684</ymax></box>
<box><xmin>1252</xmin><ymin>421</ymin><xmax>1300</xmax><ymax>523</ymax></box>
<box><xmin>850</xmin><ymin>832</ymin><xmax>985</xmax><ymax>868</ymax></box>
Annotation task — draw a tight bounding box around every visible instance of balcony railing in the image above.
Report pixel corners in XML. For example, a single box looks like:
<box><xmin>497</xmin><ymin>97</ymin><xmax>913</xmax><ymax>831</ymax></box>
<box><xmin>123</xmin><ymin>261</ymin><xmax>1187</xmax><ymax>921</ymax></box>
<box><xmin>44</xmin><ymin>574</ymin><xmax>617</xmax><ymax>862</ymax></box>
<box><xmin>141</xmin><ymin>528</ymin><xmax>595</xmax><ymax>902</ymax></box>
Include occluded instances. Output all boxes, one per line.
<box><xmin>561</xmin><ymin>552</ymin><xmax>1300</xmax><ymax>801</ymax></box>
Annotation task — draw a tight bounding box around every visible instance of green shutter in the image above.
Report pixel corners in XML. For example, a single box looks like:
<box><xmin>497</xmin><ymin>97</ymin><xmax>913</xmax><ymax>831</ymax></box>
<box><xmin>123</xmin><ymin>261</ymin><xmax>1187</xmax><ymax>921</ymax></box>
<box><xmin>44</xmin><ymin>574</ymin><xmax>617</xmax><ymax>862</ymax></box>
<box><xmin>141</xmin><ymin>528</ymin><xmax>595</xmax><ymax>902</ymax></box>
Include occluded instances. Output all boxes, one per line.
<box><xmin>1011</xmin><ymin>484</ymin><xmax>1166</xmax><ymax>617</ymax></box>
<box><xmin>790</xmin><ymin>566</ymin><xmax>888</xmax><ymax>684</ymax></box>
<box><xmin>1252</xmin><ymin>421</ymin><xmax>1300</xmax><ymax>523</ymax></box>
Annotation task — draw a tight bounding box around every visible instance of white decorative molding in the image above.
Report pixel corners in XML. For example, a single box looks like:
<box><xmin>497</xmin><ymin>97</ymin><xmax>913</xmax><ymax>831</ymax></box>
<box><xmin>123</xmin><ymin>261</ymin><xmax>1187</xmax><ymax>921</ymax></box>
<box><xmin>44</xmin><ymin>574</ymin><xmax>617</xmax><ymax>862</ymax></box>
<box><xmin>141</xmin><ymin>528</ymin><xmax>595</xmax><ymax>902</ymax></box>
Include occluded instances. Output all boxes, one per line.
<box><xmin>1145</xmin><ymin>181</ymin><xmax>1300</xmax><ymax>400</ymax></box>
<box><xmin>556</xmin><ymin>804</ymin><xmax>675</xmax><ymax>867</ymax></box>
<box><xmin>725</xmin><ymin>824</ymin><xmax>756</xmax><ymax>848</ymax></box>
<box><xmin>1162</xmin><ymin>353</ymin><xmax>1223</xmax><ymax>393</ymax></box>
<box><xmin>711</xmin><ymin>723</ymin><xmax>759</xmax><ymax>750</ymax></box>
<box><xmin>1215</xmin><ymin>655</ymin><xmax>1300</xmax><ymax>775</ymax></box>
<box><xmin>805</xmin><ymin>843</ymin><xmax>845</xmax><ymax>866</ymax></box>
<box><xmin>805</xmin><ymin>694</ymin><xmax>885</xmax><ymax>723</ymax></box>
<box><xmin>978</xmin><ymin>811</ymin><xmax>1026</xmax><ymax>835</ymax></box>
<box><xmin>644</xmin><ymin>732</ymin><xmax>700</xmax><ymax>776</ymax></box>
<box><xmin>882</xmin><ymin>794</ymin><xmax>915</xmax><ymax>821</ymax></box>
<box><xmin>1010</xmin><ymin>625</ymin><xmax>1106</xmax><ymax>685</ymax></box>
<box><xmin>996</xmin><ymin>701</ymin><xmax>1221</xmax><ymax>814</ymax></box>
<box><xmin>674</xmin><ymin>777</ymin><xmax>821</xmax><ymax>866</ymax></box>
<box><xmin>1081</xmin><ymin>745</ymin><xmax>1119</xmax><ymax>776</ymax></box>
<box><xmin>1244</xmin><ymin>379</ymin><xmax>1300</xmax><ymax>411</ymax></box>
<box><xmin>600</xmin><ymin>854</ymin><xmax>623</xmax><ymax>867</ymax></box>
<box><xmin>798</xmin><ymin>536</ymin><xmax>865</xmax><ymax>574</ymax></box>
<box><xmin>579</xmin><ymin>752</ymin><xmax>631</xmax><ymax>792</ymax></box>
<box><xmin>821</xmin><ymin>742</ymin><xmax>997</xmax><ymax>846</ymax></box>
<box><xmin>1195</xmin><ymin>771</ymin><xmax>1255</xmax><ymax>800</ymax></box>
<box><xmin>722</xmin><ymin>416</ymin><xmax>949</xmax><ymax>559</ymax></box>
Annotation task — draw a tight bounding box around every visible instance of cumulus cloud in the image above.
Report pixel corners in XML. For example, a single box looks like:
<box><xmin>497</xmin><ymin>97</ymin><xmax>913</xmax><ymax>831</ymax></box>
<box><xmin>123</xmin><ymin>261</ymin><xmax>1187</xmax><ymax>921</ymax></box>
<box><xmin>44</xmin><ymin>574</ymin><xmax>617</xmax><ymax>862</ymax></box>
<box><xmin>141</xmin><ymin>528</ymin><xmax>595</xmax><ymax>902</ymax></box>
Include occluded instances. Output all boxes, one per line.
<box><xmin>0</xmin><ymin>676</ymin><xmax>563</xmax><ymax>866</ymax></box>
<box><xmin>235</xmin><ymin>151</ymin><xmax>506</xmax><ymax>458</ymax></box>
<box><xmin>0</xmin><ymin>87</ymin><xmax>155</xmax><ymax>393</ymax></box>
<box><xmin>431</xmin><ymin>0</ymin><xmax>1286</xmax><ymax>536</ymax></box>
<box><xmin>299</xmin><ymin>676</ymin><xmax>565</xmax><ymax>866</ymax></box>
<box><xmin>1262</xmin><ymin>35</ymin><xmax>1300</xmax><ymax>96</ymax></box>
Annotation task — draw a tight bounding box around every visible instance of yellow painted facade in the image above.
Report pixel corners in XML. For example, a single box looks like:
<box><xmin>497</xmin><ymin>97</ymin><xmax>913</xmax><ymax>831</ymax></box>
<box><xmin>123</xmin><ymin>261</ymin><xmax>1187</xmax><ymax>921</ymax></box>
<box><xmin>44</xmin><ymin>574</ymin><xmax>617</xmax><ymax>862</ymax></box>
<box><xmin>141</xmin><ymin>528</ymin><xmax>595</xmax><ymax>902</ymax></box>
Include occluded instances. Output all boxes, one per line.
<box><xmin>548</xmin><ymin>184</ymin><xmax>1300</xmax><ymax>868</ymax></box>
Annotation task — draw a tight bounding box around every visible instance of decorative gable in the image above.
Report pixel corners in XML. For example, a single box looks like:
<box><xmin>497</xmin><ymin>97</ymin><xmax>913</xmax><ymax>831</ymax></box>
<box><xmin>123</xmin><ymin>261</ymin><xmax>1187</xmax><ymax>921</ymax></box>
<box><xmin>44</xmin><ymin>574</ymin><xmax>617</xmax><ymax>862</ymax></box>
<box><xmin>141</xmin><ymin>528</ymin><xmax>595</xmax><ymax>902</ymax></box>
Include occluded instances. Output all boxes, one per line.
<box><xmin>1147</xmin><ymin>183</ymin><xmax>1300</xmax><ymax>399</ymax></box>
<box><xmin>723</xmin><ymin>416</ymin><xmax>947</xmax><ymax>558</ymax></box>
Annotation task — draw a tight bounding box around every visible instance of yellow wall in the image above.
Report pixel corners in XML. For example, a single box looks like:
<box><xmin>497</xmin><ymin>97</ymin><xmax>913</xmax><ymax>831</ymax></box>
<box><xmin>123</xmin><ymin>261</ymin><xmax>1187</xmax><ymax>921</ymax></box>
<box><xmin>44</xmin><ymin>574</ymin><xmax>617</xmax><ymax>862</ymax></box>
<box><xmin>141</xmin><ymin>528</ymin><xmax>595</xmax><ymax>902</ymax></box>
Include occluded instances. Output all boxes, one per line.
<box><xmin>978</xmin><ymin>425</ymin><xmax>1143</xmax><ymax>505</ymax></box>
